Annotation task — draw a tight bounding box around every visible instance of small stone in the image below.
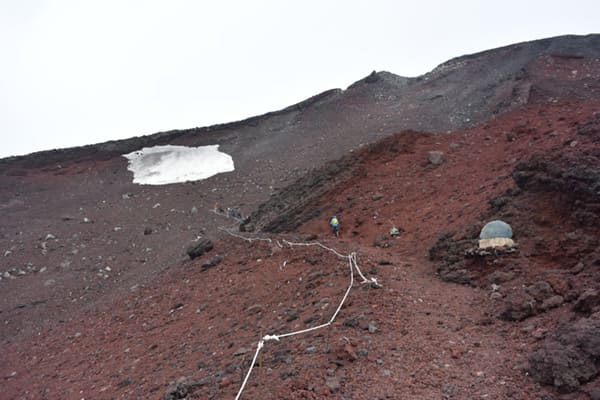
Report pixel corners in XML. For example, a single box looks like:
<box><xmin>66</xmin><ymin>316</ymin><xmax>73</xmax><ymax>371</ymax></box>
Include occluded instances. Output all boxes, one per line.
<box><xmin>200</xmin><ymin>255</ymin><xmax>222</xmax><ymax>271</ymax></box>
<box><xmin>487</xmin><ymin>270</ymin><xmax>515</xmax><ymax>284</ymax></box>
<box><xmin>336</xmin><ymin>343</ymin><xmax>358</xmax><ymax>361</ymax></box>
<box><xmin>428</xmin><ymin>151</ymin><xmax>445</xmax><ymax>165</ymax></box>
<box><xmin>490</xmin><ymin>292</ymin><xmax>503</xmax><ymax>301</ymax></box>
<box><xmin>143</xmin><ymin>227</ymin><xmax>153</xmax><ymax>235</ymax></box>
<box><xmin>305</xmin><ymin>346</ymin><xmax>317</xmax><ymax>354</ymax></box>
<box><xmin>382</xmin><ymin>369</ymin><xmax>392</xmax><ymax>377</ymax></box>
<box><xmin>531</xmin><ymin>328</ymin><xmax>547</xmax><ymax>340</ymax></box>
<box><xmin>218</xmin><ymin>376</ymin><xmax>232</xmax><ymax>388</ymax></box>
<box><xmin>325</xmin><ymin>377</ymin><xmax>340</xmax><ymax>392</ymax></box>
<box><xmin>246</xmin><ymin>304</ymin><xmax>263</xmax><ymax>314</ymax></box>
<box><xmin>376</xmin><ymin>359</ymin><xmax>384</xmax><ymax>365</ymax></box>
<box><xmin>571</xmin><ymin>262</ymin><xmax>585</xmax><ymax>274</ymax></box>
<box><xmin>45</xmin><ymin>234</ymin><xmax>56</xmax><ymax>240</ymax></box>
<box><xmin>451</xmin><ymin>348</ymin><xmax>464</xmax><ymax>359</ymax></box>
<box><xmin>233</xmin><ymin>347</ymin><xmax>252</xmax><ymax>356</ymax></box>
<box><xmin>368</xmin><ymin>322</ymin><xmax>378</xmax><ymax>333</ymax></box>
<box><xmin>191</xmin><ymin>206</ymin><xmax>198</xmax><ymax>214</ymax></box>
<box><xmin>540</xmin><ymin>295</ymin><xmax>564</xmax><ymax>311</ymax></box>
<box><xmin>441</xmin><ymin>383</ymin><xmax>457</xmax><ymax>396</ymax></box>
<box><xmin>372</xmin><ymin>193</ymin><xmax>384</xmax><ymax>201</ymax></box>
<box><xmin>574</xmin><ymin>289</ymin><xmax>600</xmax><ymax>314</ymax></box>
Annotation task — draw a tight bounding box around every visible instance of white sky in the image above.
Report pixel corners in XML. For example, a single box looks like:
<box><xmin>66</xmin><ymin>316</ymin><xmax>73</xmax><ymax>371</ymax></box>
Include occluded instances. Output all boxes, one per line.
<box><xmin>1</xmin><ymin>1</ymin><xmax>598</xmax><ymax>158</ymax></box>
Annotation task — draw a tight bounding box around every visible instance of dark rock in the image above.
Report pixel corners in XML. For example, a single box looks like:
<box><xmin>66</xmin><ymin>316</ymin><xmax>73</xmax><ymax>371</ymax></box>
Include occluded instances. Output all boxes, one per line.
<box><xmin>246</xmin><ymin>304</ymin><xmax>263</xmax><ymax>314</ymax></box>
<box><xmin>239</xmin><ymin>222</ymin><xmax>255</xmax><ymax>232</ymax></box>
<box><xmin>372</xmin><ymin>193</ymin><xmax>384</xmax><ymax>201</ymax></box>
<box><xmin>378</xmin><ymin>260</ymin><xmax>392</xmax><ymax>265</ymax></box>
<box><xmin>304</xmin><ymin>257</ymin><xmax>319</xmax><ymax>266</ymax></box>
<box><xmin>307</xmin><ymin>270</ymin><xmax>325</xmax><ymax>281</ymax></box>
<box><xmin>233</xmin><ymin>347</ymin><xmax>252</xmax><ymax>356</ymax></box>
<box><xmin>186</xmin><ymin>239</ymin><xmax>213</xmax><ymax>260</ymax></box>
<box><xmin>373</xmin><ymin>235</ymin><xmax>392</xmax><ymax>248</ymax></box>
<box><xmin>285</xmin><ymin>310</ymin><xmax>299</xmax><ymax>322</ymax></box>
<box><xmin>540</xmin><ymin>295</ymin><xmax>564</xmax><ymax>311</ymax></box>
<box><xmin>500</xmin><ymin>289</ymin><xmax>536</xmax><ymax>321</ymax></box>
<box><xmin>576</xmin><ymin>113</ymin><xmax>600</xmax><ymax>138</ymax></box>
<box><xmin>439</xmin><ymin>267</ymin><xmax>471</xmax><ymax>285</ymax></box>
<box><xmin>486</xmin><ymin>270</ymin><xmax>515</xmax><ymax>284</ymax></box>
<box><xmin>543</xmin><ymin>272</ymin><xmax>571</xmax><ymax>295</ymax></box>
<box><xmin>143</xmin><ymin>227</ymin><xmax>153</xmax><ymax>235</ymax></box>
<box><xmin>571</xmin><ymin>262</ymin><xmax>585</xmax><ymax>274</ymax></box>
<box><xmin>163</xmin><ymin>376</ymin><xmax>210</xmax><ymax>400</ymax></box>
<box><xmin>200</xmin><ymin>255</ymin><xmax>222</xmax><ymax>271</ymax></box>
<box><xmin>304</xmin><ymin>315</ymin><xmax>320</xmax><ymax>324</ymax></box>
<box><xmin>526</xmin><ymin>281</ymin><xmax>555</xmax><ymax>302</ymax></box>
<box><xmin>513</xmin><ymin>154</ymin><xmax>600</xmax><ymax>204</ymax></box>
<box><xmin>589</xmin><ymin>387</ymin><xmax>600</xmax><ymax>400</ymax></box>
<box><xmin>429</xmin><ymin>232</ymin><xmax>473</xmax><ymax>285</ymax></box>
<box><xmin>573</xmin><ymin>289</ymin><xmax>600</xmax><ymax>314</ymax></box>
<box><xmin>441</xmin><ymin>383</ymin><xmax>457</xmax><ymax>396</ymax></box>
<box><xmin>365</xmin><ymin>70</ymin><xmax>380</xmax><ymax>83</ymax></box>
<box><xmin>304</xmin><ymin>234</ymin><xmax>318</xmax><ymax>241</ymax></box>
<box><xmin>528</xmin><ymin>318</ymin><xmax>600</xmax><ymax>393</ymax></box>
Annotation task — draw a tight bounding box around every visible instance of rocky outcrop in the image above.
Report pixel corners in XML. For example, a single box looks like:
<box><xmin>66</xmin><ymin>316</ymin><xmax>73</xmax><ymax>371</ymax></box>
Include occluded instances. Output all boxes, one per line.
<box><xmin>528</xmin><ymin>318</ymin><xmax>600</xmax><ymax>393</ymax></box>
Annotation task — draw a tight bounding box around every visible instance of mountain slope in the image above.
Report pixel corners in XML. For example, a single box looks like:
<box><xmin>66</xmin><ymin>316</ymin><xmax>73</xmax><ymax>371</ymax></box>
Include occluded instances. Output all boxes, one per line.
<box><xmin>1</xmin><ymin>34</ymin><xmax>600</xmax><ymax>399</ymax></box>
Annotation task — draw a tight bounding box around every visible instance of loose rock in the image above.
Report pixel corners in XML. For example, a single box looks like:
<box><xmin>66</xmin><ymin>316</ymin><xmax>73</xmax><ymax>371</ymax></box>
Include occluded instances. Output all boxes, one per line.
<box><xmin>428</xmin><ymin>151</ymin><xmax>445</xmax><ymax>165</ymax></box>
<box><xmin>186</xmin><ymin>239</ymin><xmax>213</xmax><ymax>260</ymax></box>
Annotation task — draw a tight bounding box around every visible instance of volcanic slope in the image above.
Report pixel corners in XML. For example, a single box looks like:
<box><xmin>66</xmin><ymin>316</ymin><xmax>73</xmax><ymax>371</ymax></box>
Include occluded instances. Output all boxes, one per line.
<box><xmin>1</xmin><ymin>34</ymin><xmax>600</xmax><ymax>399</ymax></box>
<box><xmin>4</xmin><ymin>96</ymin><xmax>600</xmax><ymax>400</ymax></box>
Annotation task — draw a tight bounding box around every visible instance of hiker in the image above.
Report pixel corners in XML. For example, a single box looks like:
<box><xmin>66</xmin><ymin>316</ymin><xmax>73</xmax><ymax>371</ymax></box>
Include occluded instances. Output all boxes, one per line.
<box><xmin>330</xmin><ymin>215</ymin><xmax>339</xmax><ymax>236</ymax></box>
<box><xmin>229</xmin><ymin>207</ymin><xmax>241</xmax><ymax>219</ymax></box>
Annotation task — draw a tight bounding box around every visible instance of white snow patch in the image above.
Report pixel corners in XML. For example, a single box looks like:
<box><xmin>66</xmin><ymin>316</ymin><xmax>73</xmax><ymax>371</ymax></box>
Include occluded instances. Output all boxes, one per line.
<box><xmin>123</xmin><ymin>145</ymin><xmax>234</xmax><ymax>185</ymax></box>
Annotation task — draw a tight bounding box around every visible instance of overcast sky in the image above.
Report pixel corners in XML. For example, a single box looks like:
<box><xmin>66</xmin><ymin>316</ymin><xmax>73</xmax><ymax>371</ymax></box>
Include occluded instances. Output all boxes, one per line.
<box><xmin>1</xmin><ymin>1</ymin><xmax>598</xmax><ymax>158</ymax></box>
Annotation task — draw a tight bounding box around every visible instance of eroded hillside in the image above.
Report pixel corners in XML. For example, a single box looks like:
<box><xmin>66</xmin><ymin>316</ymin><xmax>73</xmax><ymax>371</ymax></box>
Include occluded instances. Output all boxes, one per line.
<box><xmin>1</xmin><ymin>34</ymin><xmax>600</xmax><ymax>399</ymax></box>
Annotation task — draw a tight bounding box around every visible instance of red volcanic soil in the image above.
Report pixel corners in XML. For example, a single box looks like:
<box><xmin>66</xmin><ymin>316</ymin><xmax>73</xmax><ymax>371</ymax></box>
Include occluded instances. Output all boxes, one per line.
<box><xmin>2</xmin><ymin>97</ymin><xmax>600</xmax><ymax>400</ymax></box>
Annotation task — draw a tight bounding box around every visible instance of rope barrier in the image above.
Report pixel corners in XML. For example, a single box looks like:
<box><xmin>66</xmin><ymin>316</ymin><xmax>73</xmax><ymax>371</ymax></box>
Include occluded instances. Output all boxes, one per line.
<box><xmin>211</xmin><ymin>209</ymin><xmax>382</xmax><ymax>399</ymax></box>
<box><xmin>217</xmin><ymin>226</ymin><xmax>272</xmax><ymax>243</ymax></box>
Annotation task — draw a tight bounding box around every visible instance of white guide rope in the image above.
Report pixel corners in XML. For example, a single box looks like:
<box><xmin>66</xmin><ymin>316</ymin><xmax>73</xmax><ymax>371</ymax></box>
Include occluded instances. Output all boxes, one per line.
<box><xmin>214</xmin><ymin>229</ymin><xmax>381</xmax><ymax>400</ymax></box>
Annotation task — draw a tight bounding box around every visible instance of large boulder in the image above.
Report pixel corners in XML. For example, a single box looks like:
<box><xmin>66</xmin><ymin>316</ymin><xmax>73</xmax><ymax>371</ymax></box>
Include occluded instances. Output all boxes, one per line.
<box><xmin>528</xmin><ymin>318</ymin><xmax>600</xmax><ymax>393</ymax></box>
<box><xmin>186</xmin><ymin>239</ymin><xmax>213</xmax><ymax>260</ymax></box>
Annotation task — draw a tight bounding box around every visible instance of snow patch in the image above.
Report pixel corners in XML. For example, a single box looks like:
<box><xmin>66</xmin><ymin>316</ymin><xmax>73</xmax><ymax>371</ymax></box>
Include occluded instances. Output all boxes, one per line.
<box><xmin>124</xmin><ymin>145</ymin><xmax>234</xmax><ymax>185</ymax></box>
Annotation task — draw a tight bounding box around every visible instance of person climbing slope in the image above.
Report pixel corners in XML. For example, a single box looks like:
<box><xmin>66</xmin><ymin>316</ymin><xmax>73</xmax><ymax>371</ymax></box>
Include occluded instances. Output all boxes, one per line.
<box><xmin>330</xmin><ymin>215</ymin><xmax>339</xmax><ymax>236</ymax></box>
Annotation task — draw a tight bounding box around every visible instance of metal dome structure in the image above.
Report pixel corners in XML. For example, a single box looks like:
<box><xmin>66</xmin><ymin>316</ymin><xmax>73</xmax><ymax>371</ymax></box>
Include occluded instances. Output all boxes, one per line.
<box><xmin>479</xmin><ymin>220</ymin><xmax>513</xmax><ymax>239</ymax></box>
